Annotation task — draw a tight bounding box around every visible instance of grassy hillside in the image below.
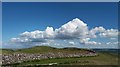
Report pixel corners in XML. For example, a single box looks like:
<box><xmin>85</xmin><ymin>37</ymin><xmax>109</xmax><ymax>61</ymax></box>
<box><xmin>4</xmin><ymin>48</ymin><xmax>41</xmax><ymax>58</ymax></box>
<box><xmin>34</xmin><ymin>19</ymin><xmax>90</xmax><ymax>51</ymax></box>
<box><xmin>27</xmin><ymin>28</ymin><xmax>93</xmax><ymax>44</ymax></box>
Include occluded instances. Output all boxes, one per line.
<box><xmin>2</xmin><ymin>46</ymin><xmax>92</xmax><ymax>54</ymax></box>
<box><xmin>0</xmin><ymin>49</ymin><xmax>14</xmax><ymax>54</ymax></box>
<box><xmin>19</xmin><ymin>53</ymin><xmax>118</xmax><ymax>65</ymax></box>
<box><xmin>3</xmin><ymin>52</ymin><xmax>118</xmax><ymax>66</ymax></box>
<box><xmin>1</xmin><ymin>46</ymin><xmax>118</xmax><ymax>66</ymax></box>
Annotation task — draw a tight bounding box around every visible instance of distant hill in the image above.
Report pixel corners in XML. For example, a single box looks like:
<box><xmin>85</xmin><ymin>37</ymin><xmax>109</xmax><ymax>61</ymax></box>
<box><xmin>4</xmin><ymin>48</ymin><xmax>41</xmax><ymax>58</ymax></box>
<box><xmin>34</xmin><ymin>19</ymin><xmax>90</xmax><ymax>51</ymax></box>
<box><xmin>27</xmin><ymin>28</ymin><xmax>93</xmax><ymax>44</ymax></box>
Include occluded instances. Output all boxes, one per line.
<box><xmin>1</xmin><ymin>46</ymin><xmax>119</xmax><ymax>54</ymax></box>
<box><xmin>1</xmin><ymin>46</ymin><xmax>119</xmax><ymax>66</ymax></box>
<box><xmin>1</xmin><ymin>46</ymin><xmax>94</xmax><ymax>54</ymax></box>
<box><xmin>0</xmin><ymin>49</ymin><xmax>14</xmax><ymax>54</ymax></box>
<box><xmin>92</xmin><ymin>49</ymin><xmax>120</xmax><ymax>55</ymax></box>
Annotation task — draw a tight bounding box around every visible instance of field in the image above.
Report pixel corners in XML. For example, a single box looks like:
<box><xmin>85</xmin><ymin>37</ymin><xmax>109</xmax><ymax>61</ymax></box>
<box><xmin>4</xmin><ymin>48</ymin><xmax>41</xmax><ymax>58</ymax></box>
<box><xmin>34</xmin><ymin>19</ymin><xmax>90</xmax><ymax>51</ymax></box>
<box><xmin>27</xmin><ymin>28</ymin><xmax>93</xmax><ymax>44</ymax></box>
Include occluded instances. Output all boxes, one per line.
<box><xmin>10</xmin><ymin>53</ymin><xmax>118</xmax><ymax>66</ymax></box>
<box><xmin>1</xmin><ymin>46</ymin><xmax>119</xmax><ymax>66</ymax></box>
<box><xmin>1</xmin><ymin>46</ymin><xmax>92</xmax><ymax>54</ymax></box>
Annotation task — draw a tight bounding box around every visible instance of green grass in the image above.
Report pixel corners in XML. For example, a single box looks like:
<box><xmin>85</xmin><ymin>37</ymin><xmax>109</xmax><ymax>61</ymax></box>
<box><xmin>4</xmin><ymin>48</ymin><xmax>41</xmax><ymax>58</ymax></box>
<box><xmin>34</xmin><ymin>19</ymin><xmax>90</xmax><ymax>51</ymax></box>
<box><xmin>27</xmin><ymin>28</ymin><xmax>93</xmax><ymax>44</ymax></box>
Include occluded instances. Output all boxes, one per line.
<box><xmin>2</xmin><ymin>46</ymin><xmax>118</xmax><ymax>66</ymax></box>
<box><xmin>5</xmin><ymin>52</ymin><xmax>118</xmax><ymax>66</ymax></box>
<box><xmin>0</xmin><ymin>49</ymin><xmax>14</xmax><ymax>54</ymax></box>
<box><xmin>26</xmin><ymin>53</ymin><xmax>117</xmax><ymax>65</ymax></box>
<box><xmin>1</xmin><ymin>46</ymin><xmax>91</xmax><ymax>54</ymax></box>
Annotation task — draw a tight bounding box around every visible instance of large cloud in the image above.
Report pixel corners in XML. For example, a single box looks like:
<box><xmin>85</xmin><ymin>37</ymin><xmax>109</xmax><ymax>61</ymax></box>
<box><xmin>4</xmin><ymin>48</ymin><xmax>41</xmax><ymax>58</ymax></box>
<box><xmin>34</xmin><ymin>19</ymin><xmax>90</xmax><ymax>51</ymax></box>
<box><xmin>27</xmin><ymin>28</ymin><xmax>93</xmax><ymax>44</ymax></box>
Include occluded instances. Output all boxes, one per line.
<box><xmin>9</xmin><ymin>18</ymin><xmax>119</xmax><ymax>46</ymax></box>
<box><xmin>10</xmin><ymin>18</ymin><xmax>89</xmax><ymax>42</ymax></box>
<box><xmin>55</xmin><ymin>18</ymin><xmax>89</xmax><ymax>39</ymax></box>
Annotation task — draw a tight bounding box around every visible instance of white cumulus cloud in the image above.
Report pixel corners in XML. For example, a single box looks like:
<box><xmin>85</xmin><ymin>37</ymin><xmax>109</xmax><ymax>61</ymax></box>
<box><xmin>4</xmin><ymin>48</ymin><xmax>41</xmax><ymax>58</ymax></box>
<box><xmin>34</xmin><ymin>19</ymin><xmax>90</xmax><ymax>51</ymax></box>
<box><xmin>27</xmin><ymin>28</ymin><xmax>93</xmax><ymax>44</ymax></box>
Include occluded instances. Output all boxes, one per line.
<box><xmin>10</xmin><ymin>18</ymin><xmax>89</xmax><ymax>42</ymax></box>
<box><xmin>55</xmin><ymin>18</ymin><xmax>89</xmax><ymax>39</ymax></box>
<box><xmin>80</xmin><ymin>38</ymin><xmax>101</xmax><ymax>45</ymax></box>
<box><xmin>99</xmin><ymin>29</ymin><xmax>119</xmax><ymax>38</ymax></box>
<box><xmin>44</xmin><ymin>27</ymin><xmax>55</xmax><ymax>38</ymax></box>
<box><xmin>9</xmin><ymin>18</ymin><xmax>119</xmax><ymax>46</ymax></box>
<box><xmin>89</xmin><ymin>26</ymin><xmax>105</xmax><ymax>38</ymax></box>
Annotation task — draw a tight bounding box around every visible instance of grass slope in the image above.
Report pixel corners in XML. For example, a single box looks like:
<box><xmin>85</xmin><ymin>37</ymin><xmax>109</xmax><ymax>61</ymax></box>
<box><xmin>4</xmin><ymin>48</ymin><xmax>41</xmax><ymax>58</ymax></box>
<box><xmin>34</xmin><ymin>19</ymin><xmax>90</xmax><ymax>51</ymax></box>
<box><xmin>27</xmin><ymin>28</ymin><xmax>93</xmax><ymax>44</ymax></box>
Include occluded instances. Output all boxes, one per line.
<box><xmin>0</xmin><ymin>49</ymin><xmax>14</xmax><ymax>54</ymax></box>
<box><xmin>1</xmin><ymin>46</ymin><xmax>119</xmax><ymax>66</ymax></box>
<box><xmin>5</xmin><ymin>52</ymin><xmax>118</xmax><ymax>66</ymax></box>
<box><xmin>2</xmin><ymin>46</ymin><xmax>92</xmax><ymax>54</ymax></box>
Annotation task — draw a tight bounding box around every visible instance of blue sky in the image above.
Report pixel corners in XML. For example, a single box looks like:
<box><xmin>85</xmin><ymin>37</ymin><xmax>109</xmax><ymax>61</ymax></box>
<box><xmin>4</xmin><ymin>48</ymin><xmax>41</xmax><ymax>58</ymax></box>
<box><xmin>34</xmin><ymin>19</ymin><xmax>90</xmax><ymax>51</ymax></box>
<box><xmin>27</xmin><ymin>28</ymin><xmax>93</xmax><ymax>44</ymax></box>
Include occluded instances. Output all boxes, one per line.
<box><xmin>2</xmin><ymin>2</ymin><xmax>119</xmax><ymax>49</ymax></box>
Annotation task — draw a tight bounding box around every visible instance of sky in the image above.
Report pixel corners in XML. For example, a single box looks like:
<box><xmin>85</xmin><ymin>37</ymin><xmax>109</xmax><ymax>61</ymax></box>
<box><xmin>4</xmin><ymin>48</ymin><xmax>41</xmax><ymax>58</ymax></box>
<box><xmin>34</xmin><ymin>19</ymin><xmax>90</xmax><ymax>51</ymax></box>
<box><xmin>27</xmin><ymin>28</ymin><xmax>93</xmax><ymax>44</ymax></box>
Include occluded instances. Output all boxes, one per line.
<box><xmin>2</xmin><ymin>2</ymin><xmax>119</xmax><ymax>49</ymax></box>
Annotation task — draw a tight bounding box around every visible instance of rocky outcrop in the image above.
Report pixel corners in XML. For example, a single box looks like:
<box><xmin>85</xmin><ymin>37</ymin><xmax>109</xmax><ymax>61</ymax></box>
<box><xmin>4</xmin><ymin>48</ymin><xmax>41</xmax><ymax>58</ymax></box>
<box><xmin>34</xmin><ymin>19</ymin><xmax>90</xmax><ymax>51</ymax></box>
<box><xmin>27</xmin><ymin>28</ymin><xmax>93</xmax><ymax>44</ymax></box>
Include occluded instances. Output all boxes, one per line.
<box><xmin>2</xmin><ymin>51</ymin><xmax>97</xmax><ymax>65</ymax></box>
